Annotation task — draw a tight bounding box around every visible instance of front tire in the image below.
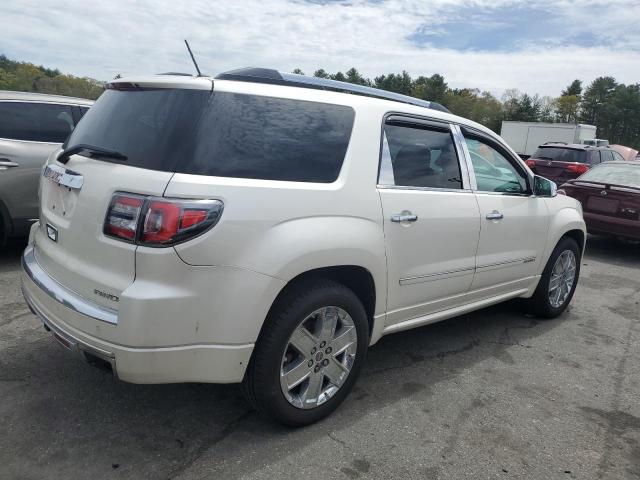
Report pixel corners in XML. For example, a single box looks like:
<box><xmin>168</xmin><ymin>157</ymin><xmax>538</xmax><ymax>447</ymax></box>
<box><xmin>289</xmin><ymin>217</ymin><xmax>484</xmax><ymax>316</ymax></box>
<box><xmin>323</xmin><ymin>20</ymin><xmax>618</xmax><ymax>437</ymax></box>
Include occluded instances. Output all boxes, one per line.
<box><xmin>528</xmin><ymin>236</ymin><xmax>581</xmax><ymax>318</ymax></box>
<box><xmin>242</xmin><ymin>279</ymin><xmax>369</xmax><ymax>426</ymax></box>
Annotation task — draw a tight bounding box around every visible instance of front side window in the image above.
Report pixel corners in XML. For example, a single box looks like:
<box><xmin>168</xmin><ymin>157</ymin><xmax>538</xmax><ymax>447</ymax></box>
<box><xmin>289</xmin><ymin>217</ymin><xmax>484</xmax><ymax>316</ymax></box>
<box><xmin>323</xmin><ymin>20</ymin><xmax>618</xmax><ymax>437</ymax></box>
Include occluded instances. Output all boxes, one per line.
<box><xmin>379</xmin><ymin>123</ymin><xmax>463</xmax><ymax>189</ymax></box>
<box><xmin>465</xmin><ymin>136</ymin><xmax>528</xmax><ymax>194</ymax></box>
<box><xmin>0</xmin><ymin>101</ymin><xmax>75</xmax><ymax>143</ymax></box>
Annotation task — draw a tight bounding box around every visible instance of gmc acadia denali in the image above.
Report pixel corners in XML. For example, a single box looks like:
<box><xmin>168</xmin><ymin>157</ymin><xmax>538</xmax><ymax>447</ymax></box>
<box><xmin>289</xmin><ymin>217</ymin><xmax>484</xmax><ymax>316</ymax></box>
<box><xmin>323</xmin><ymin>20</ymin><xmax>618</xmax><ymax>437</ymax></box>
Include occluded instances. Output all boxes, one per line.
<box><xmin>21</xmin><ymin>68</ymin><xmax>586</xmax><ymax>426</ymax></box>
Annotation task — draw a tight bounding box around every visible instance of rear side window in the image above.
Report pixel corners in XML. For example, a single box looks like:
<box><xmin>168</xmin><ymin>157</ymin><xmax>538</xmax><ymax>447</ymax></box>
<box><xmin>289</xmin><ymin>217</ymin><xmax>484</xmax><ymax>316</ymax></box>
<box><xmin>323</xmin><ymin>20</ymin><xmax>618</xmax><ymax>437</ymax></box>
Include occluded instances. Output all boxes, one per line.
<box><xmin>379</xmin><ymin>123</ymin><xmax>462</xmax><ymax>189</ymax></box>
<box><xmin>66</xmin><ymin>89</ymin><xmax>355</xmax><ymax>183</ymax></box>
<box><xmin>0</xmin><ymin>101</ymin><xmax>75</xmax><ymax>143</ymax></box>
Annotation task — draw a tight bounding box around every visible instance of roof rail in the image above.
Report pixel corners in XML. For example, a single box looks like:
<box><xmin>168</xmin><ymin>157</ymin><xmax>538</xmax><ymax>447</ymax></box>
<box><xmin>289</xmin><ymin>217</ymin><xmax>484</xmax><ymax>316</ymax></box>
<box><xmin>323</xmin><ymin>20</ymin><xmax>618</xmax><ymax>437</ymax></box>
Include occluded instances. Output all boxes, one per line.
<box><xmin>215</xmin><ymin>67</ymin><xmax>451</xmax><ymax>113</ymax></box>
<box><xmin>543</xmin><ymin>141</ymin><xmax>568</xmax><ymax>145</ymax></box>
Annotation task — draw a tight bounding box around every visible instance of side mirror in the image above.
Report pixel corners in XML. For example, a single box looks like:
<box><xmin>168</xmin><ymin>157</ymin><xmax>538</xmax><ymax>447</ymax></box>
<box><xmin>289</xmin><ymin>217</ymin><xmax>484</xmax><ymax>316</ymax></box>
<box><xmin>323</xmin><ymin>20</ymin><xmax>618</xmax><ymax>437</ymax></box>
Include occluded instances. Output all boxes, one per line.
<box><xmin>533</xmin><ymin>175</ymin><xmax>557</xmax><ymax>197</ymax></box>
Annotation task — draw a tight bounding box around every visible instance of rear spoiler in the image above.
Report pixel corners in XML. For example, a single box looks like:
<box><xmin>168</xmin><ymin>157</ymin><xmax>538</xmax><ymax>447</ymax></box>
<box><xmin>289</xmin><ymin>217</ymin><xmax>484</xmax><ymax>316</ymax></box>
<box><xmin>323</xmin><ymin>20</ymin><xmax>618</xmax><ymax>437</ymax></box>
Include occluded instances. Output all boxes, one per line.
<box><xmin>567</xmin><ymin>179</ymin><xmax>640</xmax><ymax>193</ymax></box>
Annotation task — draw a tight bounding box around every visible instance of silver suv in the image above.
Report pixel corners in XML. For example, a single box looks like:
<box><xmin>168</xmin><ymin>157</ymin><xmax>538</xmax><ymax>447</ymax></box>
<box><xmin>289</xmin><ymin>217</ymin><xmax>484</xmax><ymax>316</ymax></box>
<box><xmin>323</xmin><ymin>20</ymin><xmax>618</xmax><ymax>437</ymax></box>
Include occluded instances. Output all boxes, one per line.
<box><xmin>0</xmin><ymin>91</ymin><xmax>92</xmax><ymax>244</ymax></box>
<box><xmin>21</xmin><ymin>69</ymin><xmax>585</xmax><ymax>426</ymax></box>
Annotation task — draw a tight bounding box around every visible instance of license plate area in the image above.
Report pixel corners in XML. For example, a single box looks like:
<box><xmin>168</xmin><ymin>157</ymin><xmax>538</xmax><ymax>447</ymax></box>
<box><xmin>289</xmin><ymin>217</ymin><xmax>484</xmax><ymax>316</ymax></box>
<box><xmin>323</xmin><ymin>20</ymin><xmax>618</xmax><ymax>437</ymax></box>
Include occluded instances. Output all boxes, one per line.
<box><xmin>586</xmin><ymin>196</ymin><xmax>619</xmax><ymax>213</ymax></box>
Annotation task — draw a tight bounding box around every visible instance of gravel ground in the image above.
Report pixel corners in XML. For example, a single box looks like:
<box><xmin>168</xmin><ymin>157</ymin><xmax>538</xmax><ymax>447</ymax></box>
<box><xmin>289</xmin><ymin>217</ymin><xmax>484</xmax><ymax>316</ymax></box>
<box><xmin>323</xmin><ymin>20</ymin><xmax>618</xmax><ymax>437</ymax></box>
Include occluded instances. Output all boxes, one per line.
<box><xmin>1</xmin><ymin>235</ymin><xmax>638</xmax><ymax>480</ymax></box>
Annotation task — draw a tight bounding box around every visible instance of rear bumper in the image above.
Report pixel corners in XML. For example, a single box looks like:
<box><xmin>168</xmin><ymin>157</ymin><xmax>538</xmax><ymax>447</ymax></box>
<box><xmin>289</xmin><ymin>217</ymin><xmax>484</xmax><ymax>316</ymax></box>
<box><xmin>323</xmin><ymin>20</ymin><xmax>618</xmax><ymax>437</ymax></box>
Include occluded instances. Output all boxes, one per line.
<box><xmin>21</xmin><ymin>245</ymin><xmax>256</xmax><ymax>384</ymax></box>
<box><xmin>584</xmin><ymin>212</ymin><xmax>640</xmax><ymax>240</ymax></box>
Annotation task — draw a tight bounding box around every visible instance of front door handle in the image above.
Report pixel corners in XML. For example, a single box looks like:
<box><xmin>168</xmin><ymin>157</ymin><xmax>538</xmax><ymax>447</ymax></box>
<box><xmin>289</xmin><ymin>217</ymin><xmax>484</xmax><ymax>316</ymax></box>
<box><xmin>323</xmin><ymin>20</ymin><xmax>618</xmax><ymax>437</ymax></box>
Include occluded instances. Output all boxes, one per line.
<box><xmin>391</xmin><ymin>211</ymin><xmax>418</xmax><ymax>223</ymax></box>
<box><xmin>0</xmin><ymin>158</ymin><xmax>19</xmax><ymax>170</ymax></box>
<box><xmin>486</xmin><ymin>210</ymin><xmax>504</xmax><ymax>221</ymax></box>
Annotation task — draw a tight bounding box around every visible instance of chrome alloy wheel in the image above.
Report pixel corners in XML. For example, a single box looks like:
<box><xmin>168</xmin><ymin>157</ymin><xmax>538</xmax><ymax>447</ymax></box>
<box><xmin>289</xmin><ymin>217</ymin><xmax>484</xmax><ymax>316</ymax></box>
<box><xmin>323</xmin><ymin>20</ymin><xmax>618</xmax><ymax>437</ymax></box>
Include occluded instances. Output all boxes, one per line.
<box><xmin>548</xmin><ymin>250</ymin><xmax>577</xmax><ymax>308</ymax></box>
<box><xmin>280</xmin><ymin>306</ymin><xmax>358</xmax><ymax>409</ymax></box>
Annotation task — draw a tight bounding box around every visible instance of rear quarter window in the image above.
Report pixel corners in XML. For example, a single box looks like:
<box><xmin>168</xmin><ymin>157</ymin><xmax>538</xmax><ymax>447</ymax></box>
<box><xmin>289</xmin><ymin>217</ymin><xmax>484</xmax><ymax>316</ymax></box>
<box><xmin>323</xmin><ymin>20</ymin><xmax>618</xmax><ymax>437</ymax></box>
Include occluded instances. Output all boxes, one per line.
<box><xmin>0</xmin><ymin>101</ymin><xmax>75</xmax><ymax>143</ymax></box>
<box><xmin>189</xmin><ymin>93</ymin><xmax>355</xmax><ymax>182</ymax></box>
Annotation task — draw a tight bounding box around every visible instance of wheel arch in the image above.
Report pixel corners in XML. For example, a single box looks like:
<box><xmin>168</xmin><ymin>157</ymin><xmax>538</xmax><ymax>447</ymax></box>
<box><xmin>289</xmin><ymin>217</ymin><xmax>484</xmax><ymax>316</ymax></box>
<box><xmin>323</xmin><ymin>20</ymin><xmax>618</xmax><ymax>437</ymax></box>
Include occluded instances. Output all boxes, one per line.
<box><xmin>538</xmin><ymin>207</ymin><xmax>587</xmax><ymax>276</ymax></box>
<box><xmin>265</xmin><ymin>265</ymin><xmax>379</xmax><ymax>343</ymax></box>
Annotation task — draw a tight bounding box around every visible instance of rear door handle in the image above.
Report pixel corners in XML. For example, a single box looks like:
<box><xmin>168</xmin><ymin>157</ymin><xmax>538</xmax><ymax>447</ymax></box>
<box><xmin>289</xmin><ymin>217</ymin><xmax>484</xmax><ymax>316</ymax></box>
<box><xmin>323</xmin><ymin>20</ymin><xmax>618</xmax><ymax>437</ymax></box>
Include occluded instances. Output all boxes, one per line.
<box><xmin>0</xmin><ymin>158</ymin><xmax>19</xmax><ymax>170</ymax></box>
<box><xmin>391</xmin><ymin>212</ymin><xmax>418</xmax><ymax>223</ymax></box>
<box><xmin>486</xmin><ymin>210</ymin><xmax>504</xmax><ymax>220</ymax></box>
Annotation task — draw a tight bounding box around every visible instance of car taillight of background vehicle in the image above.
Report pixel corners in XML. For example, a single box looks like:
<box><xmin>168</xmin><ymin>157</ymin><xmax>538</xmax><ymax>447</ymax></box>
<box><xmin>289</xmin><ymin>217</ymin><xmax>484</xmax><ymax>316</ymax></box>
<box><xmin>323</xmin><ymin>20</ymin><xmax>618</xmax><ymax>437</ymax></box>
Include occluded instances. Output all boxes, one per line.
<box><xmin>525</xmin><ymin>159</ymin><xmax>536</xmax><ymax>168</ymax></box>
<box><xmin>565</xmin><ymin>163</ymin><xmax>590</xmax><ymax>175</ymax></box>
<box><xmin>105</xmin><ymin>193</ymin><xmax>223</xmax><ymax>246</ymax></box>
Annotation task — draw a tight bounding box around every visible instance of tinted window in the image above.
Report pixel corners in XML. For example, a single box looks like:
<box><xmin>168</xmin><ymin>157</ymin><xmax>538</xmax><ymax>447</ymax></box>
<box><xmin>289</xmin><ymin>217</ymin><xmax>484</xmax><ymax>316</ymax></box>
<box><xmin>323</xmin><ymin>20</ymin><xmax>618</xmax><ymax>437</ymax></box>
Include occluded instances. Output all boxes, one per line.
<box><xmin>532</xmin><ymin>147</ymin><xmax>586</xmax><ymax>163</ymax></box>
<box><xmin>465</xmin><ymin>136</ymin><xmax>527</xmax><ymax>194</ymax></box>
<box><xmin>580</xmin><ymin>163</ymin><xmax>640</xmax><ymax>187</ymax></box>
<box><xmin>586</xmin><ymin>150</ymin><xmax>601</xmax><ymax>165</ymax></box>
<box><xmin>0</xmin><ymin>101</ymin><xmax>75</xmax><ymax>142</ymax></box>
<box><xmin>66</xmin><ymin>89</ymin><xmax>354</xmax><ymax>183</ymax></box>
<box><xmin>379</xmin><ymin>123</ymin><xmax>462</xmax><ymax>189</ymax></box>
<box><xmin>600</xmin><ymin>150</ymin><xmax>614</xmax><ymax>163</ymax></box>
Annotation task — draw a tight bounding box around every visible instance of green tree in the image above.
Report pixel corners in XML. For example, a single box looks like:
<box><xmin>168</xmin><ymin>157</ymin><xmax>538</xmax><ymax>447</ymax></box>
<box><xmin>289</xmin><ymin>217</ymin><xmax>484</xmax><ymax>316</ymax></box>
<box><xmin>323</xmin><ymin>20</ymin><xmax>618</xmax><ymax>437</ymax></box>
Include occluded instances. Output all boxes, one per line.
<box><xmin>561</xmin><ymin>79</ymin><xmax>582</xmax><ymax>97</ymax></box>
<box><xmin>554</xmin><ymin>95</ymin><xmax>580</xmax><ymax>123</ymax></box>
<box><xmin>413</xmin><ymin>74</ymin><xmax>447</xmax><ymax>104</ymax></box>
<box><xmin>581</xmin><ymin>76</ymin><xmax>617</xmax><ymax>126</ymax></box>
<box><xmin>373</xmin><ymin>71</ymin><xmax>413</xmax><ymax>95</ymax></box>
<box><xmin>313</xmin><ymin>69</ymin><xmax>329</xmax><ymax>78</ymax></box>
<box><xmin>291</xmin><ymin>68</ymin><xmax>304</xmax><ymax>75</ymax></box>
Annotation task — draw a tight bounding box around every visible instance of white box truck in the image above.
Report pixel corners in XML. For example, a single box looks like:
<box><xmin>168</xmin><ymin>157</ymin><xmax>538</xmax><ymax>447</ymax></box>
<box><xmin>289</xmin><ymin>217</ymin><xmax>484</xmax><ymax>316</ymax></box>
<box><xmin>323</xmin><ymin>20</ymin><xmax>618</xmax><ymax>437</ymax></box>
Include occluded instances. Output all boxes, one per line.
<box><xmin>500</xmin><ymin>122</ymin><xmax>597</xmax><ymax>158</ymax></box>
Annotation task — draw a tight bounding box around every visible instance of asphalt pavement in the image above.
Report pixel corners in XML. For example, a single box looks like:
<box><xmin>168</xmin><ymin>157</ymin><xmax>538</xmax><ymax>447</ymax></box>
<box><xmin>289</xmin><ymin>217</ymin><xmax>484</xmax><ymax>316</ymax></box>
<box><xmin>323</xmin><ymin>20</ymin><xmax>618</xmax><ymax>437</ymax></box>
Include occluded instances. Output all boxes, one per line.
<box><xmin>1</xmin><ymin>235</ymin><xmax>638</xmax><ymax>479</ymax></box>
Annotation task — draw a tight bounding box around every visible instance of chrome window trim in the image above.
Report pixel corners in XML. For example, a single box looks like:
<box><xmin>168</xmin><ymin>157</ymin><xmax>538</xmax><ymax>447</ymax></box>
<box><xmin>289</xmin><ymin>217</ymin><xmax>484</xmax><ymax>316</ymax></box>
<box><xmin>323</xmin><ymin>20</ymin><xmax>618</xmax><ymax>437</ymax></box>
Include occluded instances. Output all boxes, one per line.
<box><xmin>377</xmin><ymin>184</ymin><xmax>473</xmax><ymax>194</ymax></box>
<box><xmin>377</xmin><ymin>112</ymin><xmax>472</xmax><ymax>192</ymax></box>
<box><xmin>451</xmin><ymin>124</ymin><xmax>477</xmax><ymax>191</ymax></box>
<box><xmin>22</xmin><ymin>245</ymin><xmax>118</xmax><ymax>325</ymax></box>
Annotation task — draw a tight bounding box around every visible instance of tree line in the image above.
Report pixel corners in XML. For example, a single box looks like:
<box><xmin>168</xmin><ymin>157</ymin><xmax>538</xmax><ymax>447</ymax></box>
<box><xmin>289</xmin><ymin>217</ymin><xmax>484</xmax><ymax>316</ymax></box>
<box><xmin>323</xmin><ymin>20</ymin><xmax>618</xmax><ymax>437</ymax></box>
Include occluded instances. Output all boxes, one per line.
<box><xmin>294</xmin><ymin>67</ymin><xmax>640</xmax><ymax>149</ymax></box>
<box><xmin>0</xmin><ymin>55</ymin><xmax>104</xmax><ymax>99</ymax></box>
<box><xmin>0</xmin><ymin>55</ymin><xmax>637</xmax><ymax>148</ymax></box>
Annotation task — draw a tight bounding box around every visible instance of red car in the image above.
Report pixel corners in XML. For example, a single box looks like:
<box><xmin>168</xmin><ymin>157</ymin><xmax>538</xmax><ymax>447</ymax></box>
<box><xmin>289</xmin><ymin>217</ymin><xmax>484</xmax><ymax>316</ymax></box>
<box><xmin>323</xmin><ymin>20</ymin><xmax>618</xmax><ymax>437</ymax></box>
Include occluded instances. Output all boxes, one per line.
<box><xmin>525</xmin><ymin>143</ymin><xmax>626</xmax><ymax>185</ymax></box>
<box><xmin>559</xmin><ymin>161</ymin><xmax>640</xmax><ymax>242</ymax></box>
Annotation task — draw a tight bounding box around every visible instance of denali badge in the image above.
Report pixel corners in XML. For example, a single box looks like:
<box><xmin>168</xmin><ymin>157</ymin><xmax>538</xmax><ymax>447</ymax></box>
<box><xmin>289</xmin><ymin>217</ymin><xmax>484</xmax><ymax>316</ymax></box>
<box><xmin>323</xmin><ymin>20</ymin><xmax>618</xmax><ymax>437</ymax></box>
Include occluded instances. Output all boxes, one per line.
<box><xmin>94</xmin><ymin>289</ymin><xmax>119</xmax><ymax>303</ymax></box>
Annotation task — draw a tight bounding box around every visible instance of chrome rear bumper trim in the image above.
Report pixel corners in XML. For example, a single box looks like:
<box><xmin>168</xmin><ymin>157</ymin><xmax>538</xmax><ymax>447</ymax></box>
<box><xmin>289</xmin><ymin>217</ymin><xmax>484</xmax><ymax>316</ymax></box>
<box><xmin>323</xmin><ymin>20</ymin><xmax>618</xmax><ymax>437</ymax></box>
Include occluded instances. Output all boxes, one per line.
<box><xmin>22</xmin><ymin>283</ymin><xmax>117</xmax><ymax>374</ymax></box>
<box><xmin>22</xmin><ymin>245</ymin><xmax>118</xmax><ymax>325</ymax></box>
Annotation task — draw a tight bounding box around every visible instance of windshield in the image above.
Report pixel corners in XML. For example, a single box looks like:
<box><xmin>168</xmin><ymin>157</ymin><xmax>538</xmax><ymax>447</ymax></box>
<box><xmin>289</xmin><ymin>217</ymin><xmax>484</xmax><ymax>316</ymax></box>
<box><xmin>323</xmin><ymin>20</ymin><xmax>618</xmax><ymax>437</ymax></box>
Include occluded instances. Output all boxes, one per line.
<box><xmin>532</xmin><ymin>147</ymin><xmax>585</xmax><ymax>163</ymax></box>
<box><xmin>66</xmin><ymin>88</ymin><xmax>355</xmax><ymax>183</ymax></box>
<box><xmin>579</xmin><ymin>163</ymin><xmax>640</xmax><ymax>187</ymax></box>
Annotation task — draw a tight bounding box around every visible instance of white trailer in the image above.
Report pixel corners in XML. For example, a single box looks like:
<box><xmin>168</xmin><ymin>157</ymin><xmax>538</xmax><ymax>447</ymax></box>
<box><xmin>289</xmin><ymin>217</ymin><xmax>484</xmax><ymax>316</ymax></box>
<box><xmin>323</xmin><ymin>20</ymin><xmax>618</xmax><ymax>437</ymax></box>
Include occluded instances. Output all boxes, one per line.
<box><xmin>500</xmin><ymin>122</ymin><xmax>597</xmax><ymax>157</ymax></box>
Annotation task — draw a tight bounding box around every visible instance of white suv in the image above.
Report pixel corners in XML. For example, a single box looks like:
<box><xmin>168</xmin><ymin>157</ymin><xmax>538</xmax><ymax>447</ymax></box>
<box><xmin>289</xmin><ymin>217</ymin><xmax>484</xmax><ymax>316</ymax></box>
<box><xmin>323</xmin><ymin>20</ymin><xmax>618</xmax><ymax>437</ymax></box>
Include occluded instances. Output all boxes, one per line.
<box><xmin>21</xmin><ymin>68</ymin><xmax>586</xmax><ymax>426</ymax></box>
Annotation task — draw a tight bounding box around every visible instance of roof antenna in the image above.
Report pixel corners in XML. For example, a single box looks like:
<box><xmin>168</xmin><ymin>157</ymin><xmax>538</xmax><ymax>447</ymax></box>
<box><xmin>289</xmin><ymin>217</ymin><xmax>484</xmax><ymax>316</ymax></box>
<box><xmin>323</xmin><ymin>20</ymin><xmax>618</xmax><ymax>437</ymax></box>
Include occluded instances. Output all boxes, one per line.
<box><xmin>184</xmin><ymin>39</ymin><xmax>202</xmax><ymax>77</ymax></box>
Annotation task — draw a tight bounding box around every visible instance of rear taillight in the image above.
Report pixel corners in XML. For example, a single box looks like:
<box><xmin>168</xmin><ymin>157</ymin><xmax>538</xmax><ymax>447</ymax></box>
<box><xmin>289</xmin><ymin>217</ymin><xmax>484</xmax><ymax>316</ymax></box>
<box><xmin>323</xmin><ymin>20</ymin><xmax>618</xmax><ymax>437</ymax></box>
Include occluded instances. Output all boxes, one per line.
<box><xmin>104</xmin><ymin>193</ymin><xmax>223</xmax><ymax>246</ymax></box>
<box><xmin>525</xmin><ymin>159</ymin><xmax>536</xmax><ymax>168</ymax></box>
<box><xmin>565</xmin><ymin>163</ymin><xmax>590</xmax><ymax>175</ymax></box>
<box><xmin>105</xmin><ymin>193</ymin><xmax>145</xmax><ymax>241</ymax></box>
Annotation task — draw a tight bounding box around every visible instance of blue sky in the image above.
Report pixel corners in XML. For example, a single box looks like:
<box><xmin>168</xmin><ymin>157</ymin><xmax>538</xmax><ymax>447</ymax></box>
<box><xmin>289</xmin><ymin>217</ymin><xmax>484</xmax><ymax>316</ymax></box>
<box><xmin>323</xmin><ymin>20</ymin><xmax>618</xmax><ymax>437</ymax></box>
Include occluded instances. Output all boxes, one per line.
<box><xmin>1</xmin><ymin>0</ymin><xmax>638</xmax><ymax>96</ymax></box>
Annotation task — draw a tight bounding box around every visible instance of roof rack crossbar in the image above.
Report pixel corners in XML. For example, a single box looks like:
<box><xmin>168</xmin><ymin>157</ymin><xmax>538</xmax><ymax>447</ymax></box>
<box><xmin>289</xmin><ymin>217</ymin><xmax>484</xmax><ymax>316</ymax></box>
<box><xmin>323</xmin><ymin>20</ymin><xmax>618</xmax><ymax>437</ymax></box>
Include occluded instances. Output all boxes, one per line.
<box><xmin>214</xmin><ymin>68</ymin><xmax>451</xmax><ymax>113</ymax></box>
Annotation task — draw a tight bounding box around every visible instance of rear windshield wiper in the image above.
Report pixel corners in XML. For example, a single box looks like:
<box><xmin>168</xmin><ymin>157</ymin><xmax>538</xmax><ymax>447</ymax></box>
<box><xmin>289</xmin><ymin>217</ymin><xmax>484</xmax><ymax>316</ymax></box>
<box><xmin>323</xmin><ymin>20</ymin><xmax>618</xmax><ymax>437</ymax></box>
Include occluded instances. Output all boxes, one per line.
<box><xmin>59</xmin><ymin>144</ymin><xmax>128</xmax><ymax>164</ymax></box>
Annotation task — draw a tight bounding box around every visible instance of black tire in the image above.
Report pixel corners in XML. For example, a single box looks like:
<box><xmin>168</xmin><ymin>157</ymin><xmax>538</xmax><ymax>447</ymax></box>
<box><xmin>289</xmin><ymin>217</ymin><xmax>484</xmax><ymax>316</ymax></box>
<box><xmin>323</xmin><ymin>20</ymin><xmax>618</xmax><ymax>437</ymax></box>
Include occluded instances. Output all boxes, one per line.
<box><xmin>242</xmin><ymin>278</ymin><xmax>369</xmax><ymax>427</ymax></box>
<box><xmin>527</xmin><ymin>236</ymin><xmax>581</xmax><ymax>318</ymax></box>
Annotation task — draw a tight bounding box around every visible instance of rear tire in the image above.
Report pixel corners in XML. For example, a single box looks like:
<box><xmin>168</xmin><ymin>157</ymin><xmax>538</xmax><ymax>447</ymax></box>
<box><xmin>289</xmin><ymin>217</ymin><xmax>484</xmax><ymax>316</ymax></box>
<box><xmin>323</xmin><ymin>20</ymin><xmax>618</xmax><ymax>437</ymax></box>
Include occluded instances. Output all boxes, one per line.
<box><xmin>527</xmin><ymin>236</ymin><xmax>581</xmax><ymax>318</ymax></box>
<box><xmin>242</xmin><ymin>278</ymin><xmax>369</xmax><ymax>427</ymax></box>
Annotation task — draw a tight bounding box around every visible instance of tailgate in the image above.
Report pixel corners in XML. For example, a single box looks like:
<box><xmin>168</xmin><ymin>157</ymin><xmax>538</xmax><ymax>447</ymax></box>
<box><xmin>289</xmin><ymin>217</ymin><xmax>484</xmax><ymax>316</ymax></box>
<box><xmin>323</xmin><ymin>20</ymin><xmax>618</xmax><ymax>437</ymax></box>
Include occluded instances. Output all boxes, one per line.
<box><xmin>33</xmin><ymin>154</ymin><xmax>173</xmax><ymax>311</ymax></box>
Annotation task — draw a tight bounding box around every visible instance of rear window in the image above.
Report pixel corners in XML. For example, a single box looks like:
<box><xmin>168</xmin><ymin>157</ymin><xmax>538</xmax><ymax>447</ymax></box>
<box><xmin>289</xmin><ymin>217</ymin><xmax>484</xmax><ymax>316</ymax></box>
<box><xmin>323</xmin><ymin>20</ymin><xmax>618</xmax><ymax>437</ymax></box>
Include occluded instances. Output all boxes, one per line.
<box><xmin>579</xmin><ymin>163</ymin><xmax>640</xmax><ymax>187</ymax></box>
<box><xmin>65</xmin><ymin>89</ymin><xmax>355</xmax><ymax>183</ymax></box>
<box><xmin>532</xmin><ymin>147</ymin><xmax>585</xmax><ymax>163</ymax></box>
<box><xmin>0</xmin><ymin>101</ymin><xmax>75</xmax><ymax>143</ymax></box>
